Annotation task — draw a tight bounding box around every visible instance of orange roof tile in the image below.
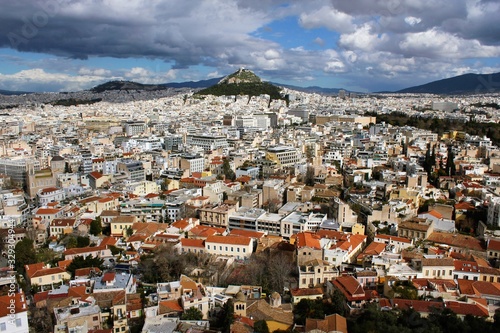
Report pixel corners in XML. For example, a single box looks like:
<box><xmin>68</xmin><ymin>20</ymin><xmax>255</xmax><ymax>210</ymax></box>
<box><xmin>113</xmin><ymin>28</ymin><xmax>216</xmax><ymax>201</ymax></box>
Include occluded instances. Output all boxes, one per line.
<box><xmin>181</xmin><ymin>238</ymin><xmax>205</xmax><ymax>248</ymax></box>
<box><xmin>206</xmin><ymin>235</ymin><xmax>252</xmax><ymax>246</ymax></box>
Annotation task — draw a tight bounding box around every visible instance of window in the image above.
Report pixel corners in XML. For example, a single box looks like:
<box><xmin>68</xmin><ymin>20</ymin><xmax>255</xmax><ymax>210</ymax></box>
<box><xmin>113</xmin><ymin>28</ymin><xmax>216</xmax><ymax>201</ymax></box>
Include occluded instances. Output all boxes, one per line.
<box><xmin>16</xmin><ymin>318</ymin><xmax>22</xmax><ymax>327</ymax></box>
<box><xmin>207</xmin><ymin>245</ymin><xmax>210</xmax><ymax>250</ymax></box>
<box><xmin>93</xmin><ymin>316</ymin><xmax>98</xmax><ymax>321</ymax></box>
<box><xmin>0</xmin><ymin>323</ymin><xmax>6</xmax><ymax>331</ymax></box>
<box><xmin>243</xmin><ymin>248</ymin><xmax>246</xmax><ymax>253</ymax></box>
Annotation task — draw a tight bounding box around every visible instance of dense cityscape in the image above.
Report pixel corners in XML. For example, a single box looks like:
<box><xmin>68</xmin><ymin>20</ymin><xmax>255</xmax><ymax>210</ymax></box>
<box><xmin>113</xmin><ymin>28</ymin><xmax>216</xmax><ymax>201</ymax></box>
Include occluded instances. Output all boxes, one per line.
<box><xmin>2</xmin><ymin>1</ymin><xmax>500</xmax><ymax>332</ymax></box>
<box><xmin>0</xmin><ymin>68</ymin><xmax>499</xmax><ymax>333</ymax></box>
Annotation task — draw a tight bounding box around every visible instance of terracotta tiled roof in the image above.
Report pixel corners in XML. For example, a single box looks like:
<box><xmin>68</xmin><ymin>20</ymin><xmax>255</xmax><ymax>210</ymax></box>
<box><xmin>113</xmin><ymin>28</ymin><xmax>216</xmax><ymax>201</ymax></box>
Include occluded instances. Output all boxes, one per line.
<box><xmin>426</xmin><ymin>210</ymin><xmax>443</xmax><ymax>219</ymax></box>
<box><xmin>30</xmin><ymin>267</ymin><xmax>68</xmax><ymax>278</ymax></box>
<box><xmin>246</xmin><ymin>299</ymin><xmax>293</xmax><ymax>326</ymax></box>
<box><xmin>427</xmin><ymin>232</ymin><xmax>485</xmax><ymax>251</ymax></box>
<box><xmin>305</xmin><ymin>314</ymin><xmax>347</xmax><ymax>333</ymax></box>
<box><xmin>159</xmin><ymin>299</ymin><xmax>183</xmax><ymax>314</ymax></box>
<box><xmin>0</xmin><ymin>292</ymin><xmax>27</xmax><ymax>317</ymax></box>
<box><xmin>89</xmin><ymin>171</ymin><xmax>103</xmax><ymax>179</ymax></box>
<box><xmin>64</xmin><ymin>245</ymin><xmax>104</xmax><ymax>256</ymax></box>
<box><xmin>374</xmin><ymin>234</ymin><xmax>412</xmax><ymax>243</ymax></box>
<box><xmin>229</xmin><ymin>229</ymin><xmax>265</xmax><ymax>239</ymax></box>
<box><xmin>25</xmin><ymin>262</ymin><xmax>45</xmax><ymax>279</ymax></box>
<box><xmin>488</xmin><ymin>238</ymin><xmax>500</xmax><ymax>252</ymax></box>
<box><xmin>206</xmin><ymin>235</ymin><xmax>251</xmax><ymax>246</ymax></box>
<box><xmin>180</xmin><ymin>238</ymin><xmax>205</xmax><ymax>248</ymax></box>
<box><xmin>50</xmin><ymin>218</ymin><xmax>76</xmax><ymax>227</ymax></box>
<box><xmin>290</xmin><ymin>287</ymin><xmax>323</xmax><ymax>297</ymax></box>
<box><xmin>295</xmin><ymin>232</ymin><xmax>321</xmax><ymax>249</ymax></box>
<box><xmin>35</xmin><ymin>207</ymin><xmax>61</xmax><ymax>215</ymax></box>
<box><xmin>332</xmin><ymin>276</ymin><xmax>366</xmax><ymax>301</ymax></box>
<box><xmin>421</xmin><ymin>257</ymin><xmax>454</xmax><ymax>267</ymax></box>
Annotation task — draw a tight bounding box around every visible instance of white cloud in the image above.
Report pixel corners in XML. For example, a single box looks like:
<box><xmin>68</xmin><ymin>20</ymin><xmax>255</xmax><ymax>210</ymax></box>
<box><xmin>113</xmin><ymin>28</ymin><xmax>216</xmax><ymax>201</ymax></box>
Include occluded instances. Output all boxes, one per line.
<box><xmin>0</xmin><ymin>68</ymin><xmax>109</xmax><ymax>92</ymax></box>
<box><xmin>404</xmin><ymin>16</ymin><xmax>421</xmax><ymax>26</ymax></box>
<box><xmin>299</xmin><ymin>6</ymin><xmax>355</xmax><ymax>33</ymax></box>
<box><xmin>399</xmin><ymin>29</ymin><xmax>500</xmax><ymax>58</ymax></box>
<box><xmin>339</xmin><ymin>24</ymin><xmax>388</xmax><ymax>52</ymax></box>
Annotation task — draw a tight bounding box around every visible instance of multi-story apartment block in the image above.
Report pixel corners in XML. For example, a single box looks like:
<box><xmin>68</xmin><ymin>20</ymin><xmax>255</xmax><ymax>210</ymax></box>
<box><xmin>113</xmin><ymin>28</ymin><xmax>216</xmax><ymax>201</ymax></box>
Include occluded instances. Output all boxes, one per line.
<box><xmin>0</xmin><ymin>157</ymin><xmax>40</xmax><ymax>187</ymax></box>
<box><xmin>198</xmin><ymin>203</ymin><xmax>237</xmax><ymax>228</ymax></box>
<box><xmin>228</xmin><ymin>207</ymin><xmax>266</xmax><ymax>231</ymax></box>
<box><xmin>281</xmin><ymin>212</ymin><xmax>327</xmax><ymax>239</ymax></box>
<box><xmin>124</xmin><ymin>120</ymin><xmax>147</xmax><ymax>137</ymax></box>
<box><xmin>180</xmin><ymin>154</ymin><xmax>205</xmax><ymax>174</ymax></box>
<box><xmin>487</xmin><ymin>197</ymin><xmax>500</xmax><ymax>227</ymax></box>
<box><xmin>185</xmin><ymin>134</ymin><xmax>228</xmax><ymax>151</ymax></box>
<box><xmin>266</xmin><ymin>146</ymin><xmax>301</xmax><ymax>167</ymax></box>
<box><xmin>256</xmin><ymin>212</ymin><xmax>285</xmax><ymax>235</ymax></box>
<box><xmin>116</xmin><ymin>159</ymin><xmax>145</xmax><ymax>182</ymax></box>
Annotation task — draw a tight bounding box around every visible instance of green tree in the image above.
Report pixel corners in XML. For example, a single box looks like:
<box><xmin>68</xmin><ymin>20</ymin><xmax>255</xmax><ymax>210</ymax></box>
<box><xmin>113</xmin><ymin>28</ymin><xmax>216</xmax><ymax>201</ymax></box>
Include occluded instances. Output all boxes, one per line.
<box><xmin>66</xmin><ymin>237</ymin><xmax>77</xmax><ymax>249</ymax></box>
<box><xmin>222</xmin><ymin>158</ymin><xmax>236</xmax><ymax>181</ymax></box>
<box><xmin>254</xmin><ymin>320</ymin><xmax>269</xmax><ymax>333</ymax></box>
<box><xmin>76</xmin><ymin>236</ymin><xmax>90</xmax><ymax>248</ymax></box>
<box><xmin>329</xmin><ymin>289</ymin><xmax>348</xmax><ymax>317</ymax></box>
<box><xmin>215</xmin><ymin>299</ymin><xmax>234</xmax><ymax>333</ymax></box>
<box><xmin>304</xmin><ymin>165</ymin><xmax>315</xmax><ymax>186</ymax></box>
<box><xmin>181</xmin><ymin>307</ymin><xmax>203</xmax><ymax>320</ymax></box>
<box><xmin>15</xmin><ymin>238</ymin><xmax>37</xmax><ymax>275</ymax></box>
<box><xmin>108</xmin><ymin>245</ymin><xmax>121</xmax><ymax>256</ymax></box>
<box><xmin>90</xmin><ymin>217</ymin><xmax>102</xmax><ymax>236</ymax></box>
<box><xmin>293</xmin><ymin>299</ymin><xmax>324</xmax><ymax>325</ymax></box>
<box><xmin>66</xmin><ymin>255</ymin><xmax>104</xmax><ymax>278</ymax></box>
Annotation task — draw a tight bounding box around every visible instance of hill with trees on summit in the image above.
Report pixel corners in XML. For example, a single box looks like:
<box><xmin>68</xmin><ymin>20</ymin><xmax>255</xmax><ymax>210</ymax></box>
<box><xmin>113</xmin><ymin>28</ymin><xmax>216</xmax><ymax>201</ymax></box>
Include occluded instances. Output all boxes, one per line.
<box><xmin>195</xmin><ymin>68</ymin><xmax>285</xmax><ymax>101</ymax></box>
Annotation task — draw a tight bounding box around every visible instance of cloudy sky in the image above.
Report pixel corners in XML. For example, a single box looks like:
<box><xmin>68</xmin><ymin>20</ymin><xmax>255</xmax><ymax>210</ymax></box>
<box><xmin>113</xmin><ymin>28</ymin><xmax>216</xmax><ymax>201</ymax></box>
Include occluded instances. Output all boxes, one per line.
<box><xmin>0</xmin><ymin>0</ymin><xmax>499</xmax><ymax>92</ymax></box>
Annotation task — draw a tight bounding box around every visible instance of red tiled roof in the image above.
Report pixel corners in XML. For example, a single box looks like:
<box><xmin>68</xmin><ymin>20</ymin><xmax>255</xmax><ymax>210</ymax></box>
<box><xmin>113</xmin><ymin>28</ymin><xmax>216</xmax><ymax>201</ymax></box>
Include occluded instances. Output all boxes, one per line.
<box><xmin>332</xmin><ymin>276</ymin><xmax>366</xmax><ymax>301</ymax></box>
<box><xmin>25</xmin><ymin>262</ymin><xmax>45</xmax><ymax>279</ymax></box>
<box><xmin>374</xmin><ymin>234</ymin><xmax>412</xmax><ymax>244</ymax></box>
<box><xmin>290</xmin><ymin>287</ymin><xmax>323</xmax><ymax>297</ymax></box>
<box><xmin>294</xmin><ymin>232</ymin><xmax>321</xmax><ymax>249</ymax></box>
<box><xmin>427</xmin><ymin>232</ymin><xmax>485</xmax><ymax>251</ymax></box>
<box><xmin>488</xmin><ymin>238</ymin><xmax>500</xmax><ymax>252</ymax></box>
<box><xmin>181</xmin><ymin>238</ymin><xmax>205</xmax><ymax>248</ymax></box>
<box><xmin>0</xmin><ymin>292</ymin><xmax>27</xmax><ymax>317</ymax></box>
<box><xmin>89</xmin><ymin>171</ymin><xmax>103</xmax><ymax>179</ymax></box>
<box><xmin>30</xmin><ymin>267</ymin><xmax>67</xmax><ymax>278</ymax></box>
<box><xmin>102</xmin><ymin>272</ymin><xmax>116</xmax><ymax>282</ymax></box>
<box><xmin>426</xmin><ymin>210</ymin><xmax>443</xmax><ymax>219</ymax></box>
<box><xmin>229</xmin><ymin>229</ymin><xmax>265</xmax><ymax>239</ymax></box>
<box><xmin>35</xmin><ymin>207</ymin><xmax>61</xmax><ymax>215</ymax></box>
<box><xmin>206</xmin><ymin>235</ymin><xmax>252</xmax><ymax>246</ymax></box>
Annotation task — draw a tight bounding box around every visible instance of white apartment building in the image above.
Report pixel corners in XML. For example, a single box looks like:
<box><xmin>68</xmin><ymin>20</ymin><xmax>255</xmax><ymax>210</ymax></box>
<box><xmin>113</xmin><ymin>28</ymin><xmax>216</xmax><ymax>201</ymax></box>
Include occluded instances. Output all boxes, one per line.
<box><xmin>185</xmin><ymin>135</ymin><xmax>228</xmax><ymax>151</ymax></box>
<box><xmin>266</xmin><ymin>146</ymin><xmax>301</xmax><ymax>167</ymax></box>
<box><xmin>180</xmin><ymin>154</ymin><xmax>205</xmax><ymax>174</ymax></box>
<box><xmin>281</xmin><ymin>212</ymin><xmax>327</xmax><ymax>239</ymax></box>
<box><xmin>124</xmin><ymin>121</ymin><xmax>147</xmax><ymax>136</ymax></box>
<box><xmin>487</xmin><ymin>197</ymin><xmax>500</xmax><ymax>227</ymax></box>
<box><xmin>205</xmin><ymin>235</ymin><xmax>254</xmax><ymax>260</ymax></box>
<box><xmin>37</xmin><ymin>187</ymin><xmax>66</xmax><ymax>206</ymax></box>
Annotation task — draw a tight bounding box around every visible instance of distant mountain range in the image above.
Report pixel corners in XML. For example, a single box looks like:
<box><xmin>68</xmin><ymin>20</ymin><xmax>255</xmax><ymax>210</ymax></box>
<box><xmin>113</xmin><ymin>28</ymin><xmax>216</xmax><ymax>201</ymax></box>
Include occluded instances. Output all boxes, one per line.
<box><xmin>0</xmin><ymin>89</ymin><xmax>32</xmax><ymax>95</ymax></box>
<box><xmin>2</xmin><ymin>71</ymin><xmax>500</xmax><ymax>96</ymax></box>
<box><xmin>396</xmin><ymin>72</ymin><xmax>500</xmax><ymax>94</ymax></box>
